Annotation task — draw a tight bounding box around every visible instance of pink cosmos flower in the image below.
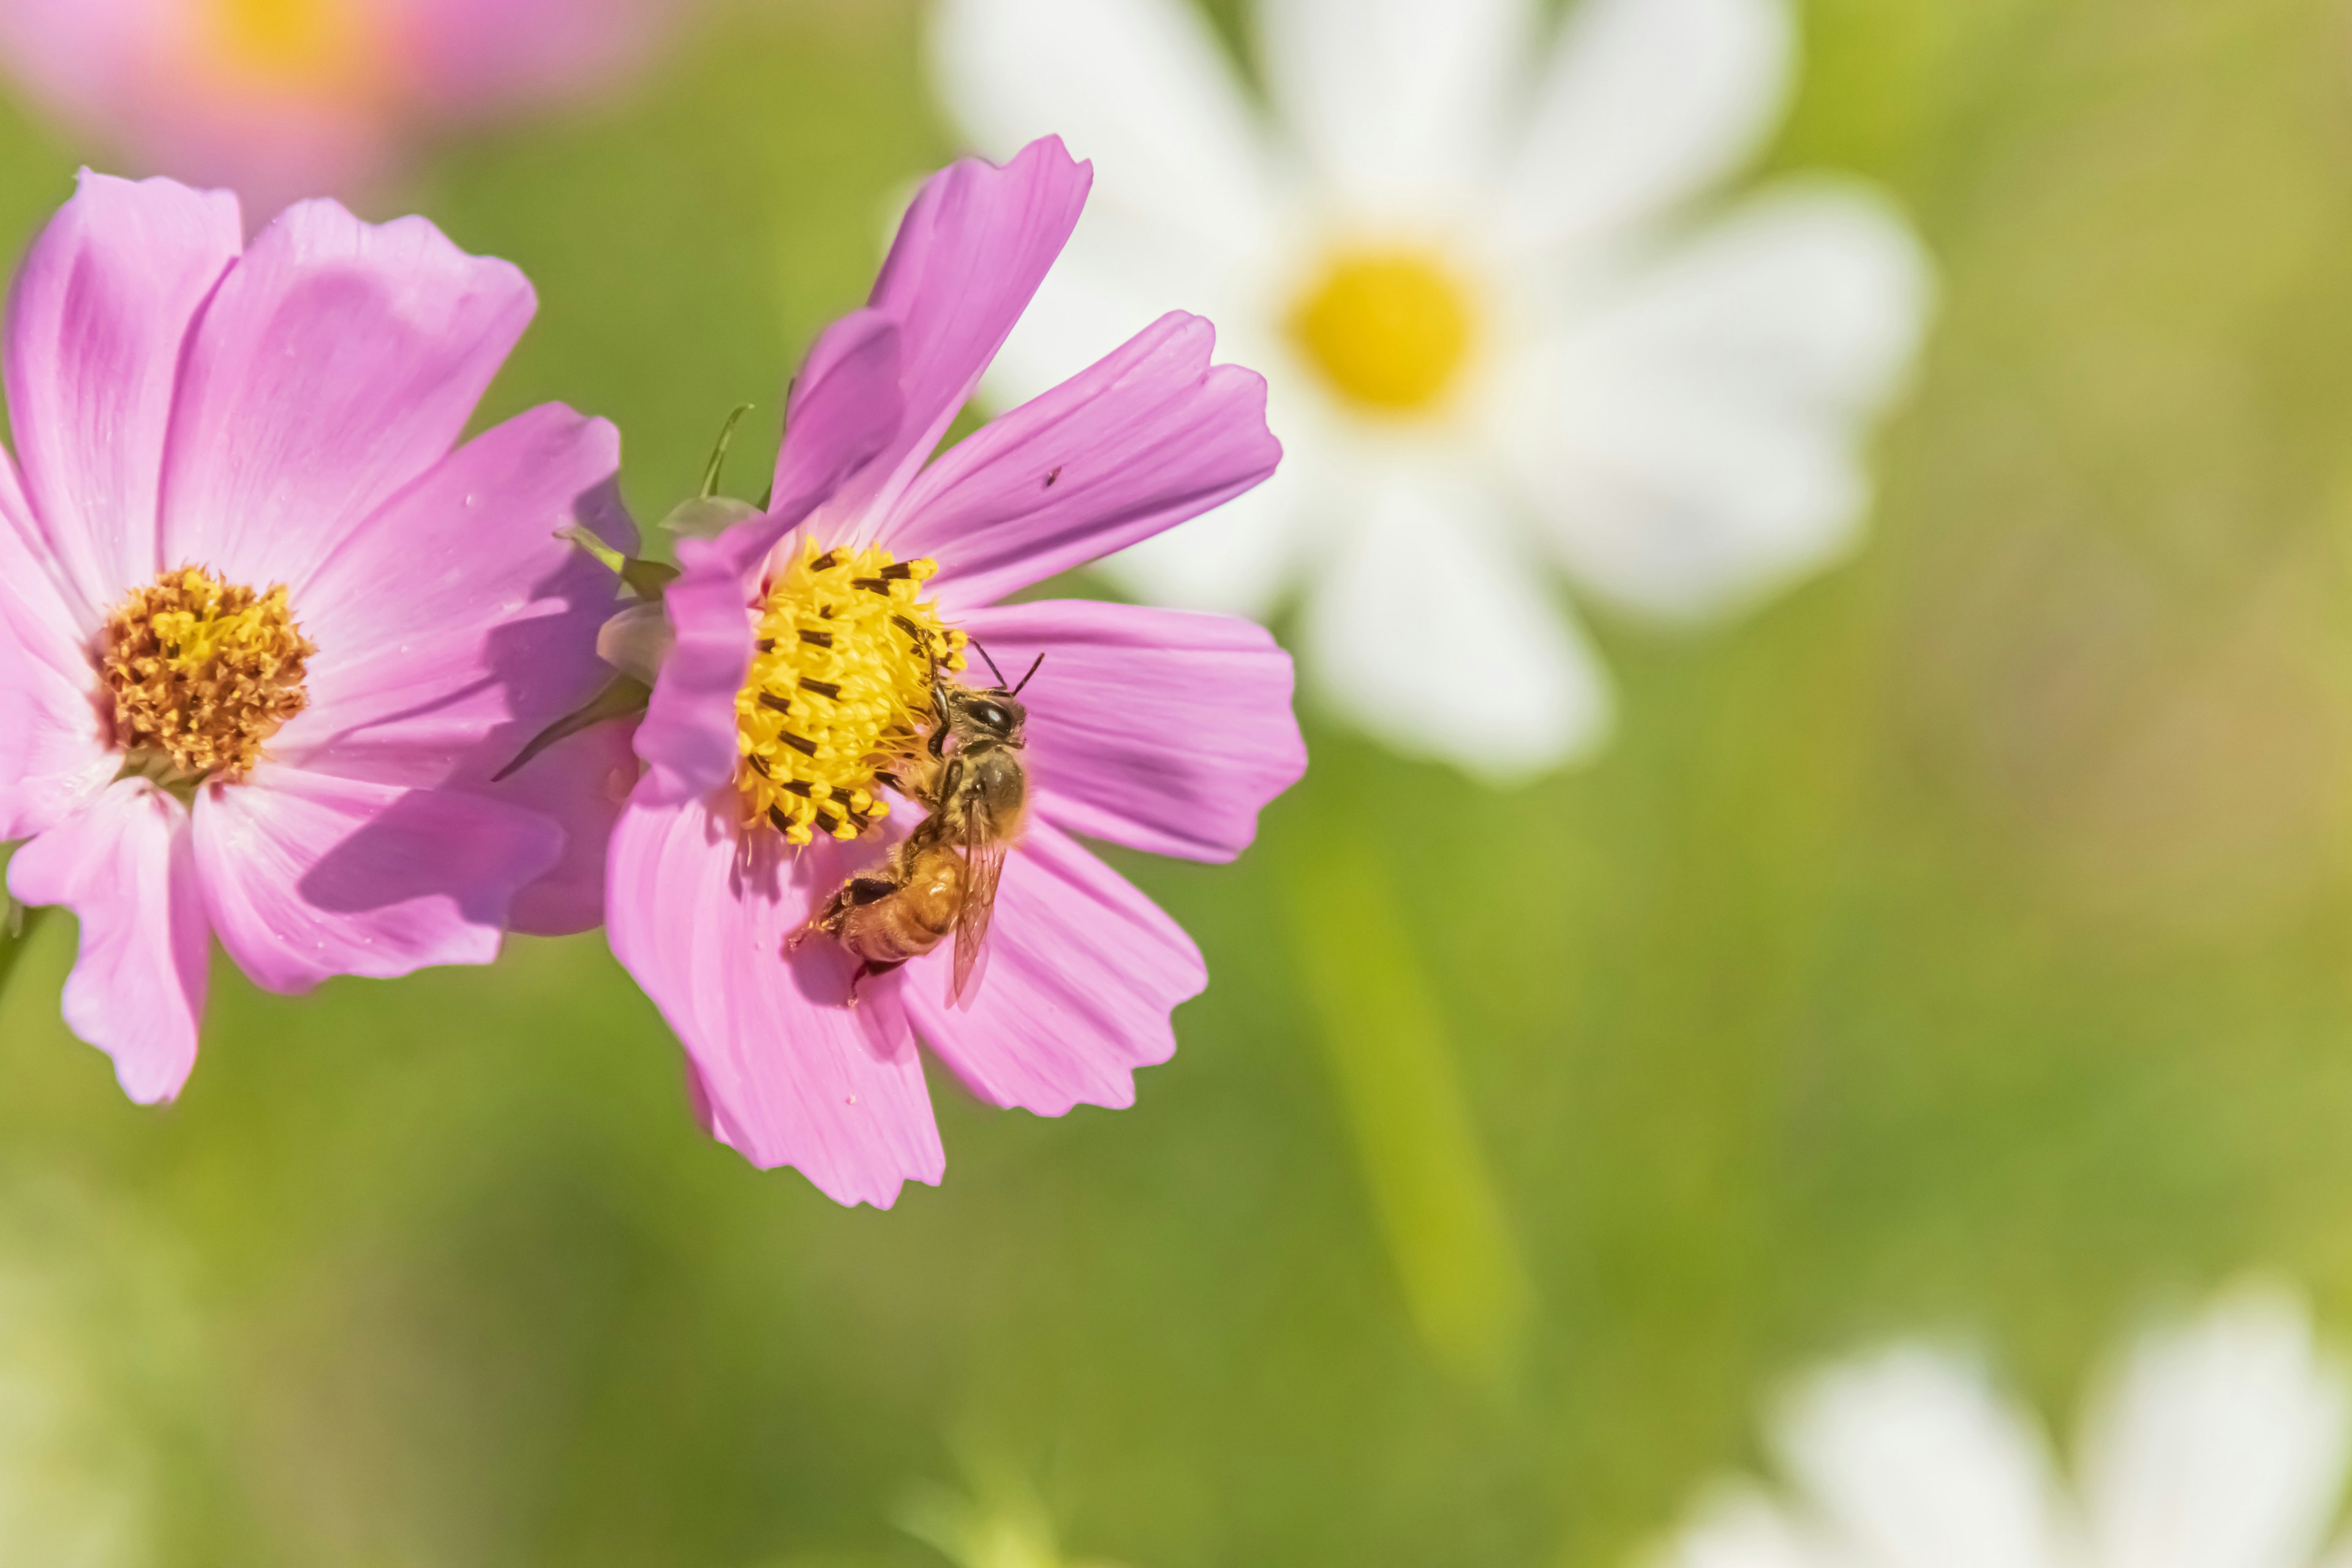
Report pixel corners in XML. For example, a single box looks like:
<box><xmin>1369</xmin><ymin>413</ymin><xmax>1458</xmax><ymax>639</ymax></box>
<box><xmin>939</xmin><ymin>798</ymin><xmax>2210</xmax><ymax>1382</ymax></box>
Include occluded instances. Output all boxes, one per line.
<box><xmin>609</xmin><ymin>136</ymin><xmax>1303</xmax><ymax>1208</ymax></box>
<box><xmin>0</xmin><ymin>170</ymin><xmax>635</xmax><ymax>1102</ymax></box>
<box><xmin>0</xmin><ymin>0</ymin><xmax>668</xmax><ymax>215</ymax></box>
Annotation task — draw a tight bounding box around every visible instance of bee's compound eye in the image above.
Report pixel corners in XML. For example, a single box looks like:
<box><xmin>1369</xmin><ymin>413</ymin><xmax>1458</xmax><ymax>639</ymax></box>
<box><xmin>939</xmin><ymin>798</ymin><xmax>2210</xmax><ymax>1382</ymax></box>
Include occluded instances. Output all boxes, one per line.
<box><xmin>973</xmin><ymin>702</ymin><xmax>1011</xmax><ymax>731</ymax></box>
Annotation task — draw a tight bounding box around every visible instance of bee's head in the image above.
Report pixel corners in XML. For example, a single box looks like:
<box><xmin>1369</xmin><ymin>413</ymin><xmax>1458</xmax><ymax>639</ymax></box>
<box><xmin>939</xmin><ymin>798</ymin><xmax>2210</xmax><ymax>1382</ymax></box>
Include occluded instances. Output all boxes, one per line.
<box><xmin>956</xmin><ymin>689</ymin><xmax>1025</xmax><ymax>745</ymax></box>
<box><xmin>956</xmin><ymin>643</ymin><xmax>1042</xmax><ymax>745</ymax></box>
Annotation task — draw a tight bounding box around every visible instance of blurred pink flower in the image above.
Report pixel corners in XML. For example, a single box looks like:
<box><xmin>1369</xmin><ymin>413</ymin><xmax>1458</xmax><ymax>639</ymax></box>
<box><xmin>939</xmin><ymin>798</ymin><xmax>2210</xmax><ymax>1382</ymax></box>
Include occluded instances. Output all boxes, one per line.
<box><xmin>608</xmin><ymin>137</ymin><xmax>1303</xmax><ymax>1208</ymax></box>
<box><xmin>0</xmin><ymin>172</ymin><xmax>635</xmax><ymax>1103</ymax></box>
<box><xmin>0</xmin><ymin>0</ymin><xmax>669</xmax><ymax>213</ymax></box>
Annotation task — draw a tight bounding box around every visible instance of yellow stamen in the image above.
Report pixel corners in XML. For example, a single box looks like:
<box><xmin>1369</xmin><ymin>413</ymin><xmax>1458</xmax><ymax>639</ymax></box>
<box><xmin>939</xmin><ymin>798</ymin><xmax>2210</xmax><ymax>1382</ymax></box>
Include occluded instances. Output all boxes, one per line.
<box><xmin>736</xmin><ymin>540</ymin><xmax>965</xmax><ymax>845</ymax></box>
<box><xmin>102</xmin><ymin>565</ymin><xmax>314</xmax><ymax>783</ymax></box>
<box><xmin>1289</xmin><ymin>248</ymin><xmax>1476</xmax><ymax>414</ymax></box>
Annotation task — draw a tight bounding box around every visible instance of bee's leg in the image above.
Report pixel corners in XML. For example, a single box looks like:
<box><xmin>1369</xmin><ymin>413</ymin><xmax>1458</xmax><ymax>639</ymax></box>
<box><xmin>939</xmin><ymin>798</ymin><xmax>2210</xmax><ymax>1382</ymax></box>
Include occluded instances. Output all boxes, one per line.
<box><xmin>846</xmin><ymin>959</ymin><xmax>907</xmax><ymax>1007</ymax></box>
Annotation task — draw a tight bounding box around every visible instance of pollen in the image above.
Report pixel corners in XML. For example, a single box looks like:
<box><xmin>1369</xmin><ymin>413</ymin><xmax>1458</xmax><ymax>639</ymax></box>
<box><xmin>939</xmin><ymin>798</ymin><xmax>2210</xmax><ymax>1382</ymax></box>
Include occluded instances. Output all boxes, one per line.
<box><xmin>1289</xmin><ymin>247</ymin><xmax>1476</xmax><ymax>414</ymax></box>
<box><xmin>101</xmin><ymin>565</ymin><xmax>315</xmax><ymax>784</ymax></box>
<box><xmin>736</xmin><ymin>539</ymin><xmax>965</xmax><ymax>846</ymax></box>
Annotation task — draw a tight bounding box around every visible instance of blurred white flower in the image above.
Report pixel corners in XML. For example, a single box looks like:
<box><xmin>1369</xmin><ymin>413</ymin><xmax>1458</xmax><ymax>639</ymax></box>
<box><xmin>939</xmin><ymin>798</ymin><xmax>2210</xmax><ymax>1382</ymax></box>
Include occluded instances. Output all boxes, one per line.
<box><xmin>932</xmin><ymin>0</ymin><xmax>1934</xmax><ymax>778</ymax></box>
<box><xmin>1660</xmin><ymin>1282</ymin><xmax>2352</xmax><ymax>1568</ymax></box>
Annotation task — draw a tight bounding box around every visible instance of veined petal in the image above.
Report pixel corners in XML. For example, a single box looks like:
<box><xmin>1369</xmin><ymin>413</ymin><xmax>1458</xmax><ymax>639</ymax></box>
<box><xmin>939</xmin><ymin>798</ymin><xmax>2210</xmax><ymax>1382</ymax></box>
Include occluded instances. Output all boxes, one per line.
<box><xmin>931</xmin><ymin>0</ymin><xmax>1280</xmax><ymax>266</ymax></box>
<box><xmin>6</xmin><ymin>779</ymin><xmax>208</xmax><ymax>1105</ymax></box>
<box><xmin>192</xmin><ymin>767</ymin><xmax>563</xmax><ymax>995</ymax></box>
<box><xmin>903</xmin><ymin>821</ymin><xmax>1202</xmax><ymax>1117</ymax></box>
<box><xmin>886</xmin><ymin>311</ymin><xmax>1280</xmax><ymax>612</ymax></box>
<box><xmin>1500</xmin><ymin>0</ymin><xmax>1793</xmax><ymax>254</ymax></box>
<box><xmin>279</xmin><ymin>404</ymin><xmax>627</xmax><ymax>785</ymax></box>
<box><xmin>0</xmin><ymin>499</ymin><xmax>110</xmax><ymax>842</ymax></box>
<box><xmin>959</xmin><ymin>599</ymin><xmax>1302</xmax><ymax>863</ymax></box>
<box><xmin>1090</xmin><ymin>433</ymin><xmax>1320</xmax><ymax>619</ymax></box>
<box><xmin>4</xmin><ymin>170</ymin><xmax>241</xmax><ymax>624</ymax></box>
<box><xmin>1774</xmin><ymin>1345</ymin><xmax>2070</xmax><ymax>1568</ymax></box>
<box><xmin>2079</xmin><ymin>1284</ymin><xmax>2352</xmax><ymax>1568</ymax></box>
<box><xmin>157</xmin><ymin>197</ymin><xmax>535</xmax><ymax>595</ymax></box>
<box><xmin>1302</xmin><ymin>466</ymin><xmax>1610</xmax><ymax>780</ymax></box>
<box><xmin>639</xmin><ymin>311</ymin><xmax>905</xmax><ymax>808</ymax></box>
<box><xmin>1510</xmin><ymin>183</ymin><xmax>1932</xmax><ymax>620</ymax></box>
<box><xmin>1258</xmin><ymin>0</ymin><xmax>1536</xmax><ymax>213</ymax></box>
<box><xmin>814</xmin><ymin>138</ymin><xmax>1091</xmax><ymax>532</ymax></box>
<box><xmin>606</xmin><ymin>794</ymin><xmax>944</xmax><ymax>1208</ymax></box>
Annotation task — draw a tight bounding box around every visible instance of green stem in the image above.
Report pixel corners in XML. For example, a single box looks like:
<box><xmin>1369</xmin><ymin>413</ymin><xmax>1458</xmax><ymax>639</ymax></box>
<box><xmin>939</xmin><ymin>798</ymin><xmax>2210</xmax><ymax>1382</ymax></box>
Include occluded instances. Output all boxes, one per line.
<box><xmin>0</xmin><ymin>903</ymin><xmax>48</xmax><ymax>1005</ymax></box>
<box><xmin>1275</xmin><ymin>802</ymin><xmax>1533</xmax><ymax>1392</ymax></box>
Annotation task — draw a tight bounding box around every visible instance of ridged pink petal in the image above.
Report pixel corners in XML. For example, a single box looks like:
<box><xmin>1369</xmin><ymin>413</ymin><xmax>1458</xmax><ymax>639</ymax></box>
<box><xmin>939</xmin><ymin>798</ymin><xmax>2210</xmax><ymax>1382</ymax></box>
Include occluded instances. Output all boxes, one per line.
<box><xmin>157</xmin><ymin>198</ymin><xmax>533</xmax><ymax>594</ymax></box>
<box><xmin>606</xmin><ymin>794</ymin><xmax>944</xmax><ymax>1208</ymax></box>
<box><xmin>882</xmin><ymin>312</ymin><xmax>1279</xmax><ymax>612</ymax></box>
<box><xmin>4</xmin><ymin>171</ymin><xmax>241</xmax><ymax>624</ymax></box>
<box><xmin>639</xmin><ymin>309</ymin><xmax>905</xmax><ymax>805</ymax></box>
<box><xmin>192</xmin><ymin>766</ymin><xmax>563</xmax><ymax>995</ymax></box>
<box><xmin>808</xmin><ymin>137</ymin><xmax>1090</xmax><ymax>531</ymax></box>
<box><xmin>277</xmin><ymin>404</ymin><xmax>625</xmax><ymax>778</ymax></box>
<box><xmin>959</xmin><ymin>599</ymin><xmax>1302</xmax><ymax>863</ymax></box>
<box><xmin>6</xmin><ymin>778</ymin><xmax>208</xmax><ymax>1104</ymax></box>
<box><xmin>902</xmin><ymin>820</ymin><xmax>1202</xmax><ymax>1115</ymax></box>
<box><xmin>0</xmin><ymin>486</ymin><xmax>110</xmax><ymax>842</ymax></box>
<box><xmin>497</xmin><ymin>713</ymin><xmax>639</xmax><ymax>937</ymax></box>
<box><xmin>259</xmin><ymin>402</ymin><xmax>630</xmax><ymax>934</ymax></box>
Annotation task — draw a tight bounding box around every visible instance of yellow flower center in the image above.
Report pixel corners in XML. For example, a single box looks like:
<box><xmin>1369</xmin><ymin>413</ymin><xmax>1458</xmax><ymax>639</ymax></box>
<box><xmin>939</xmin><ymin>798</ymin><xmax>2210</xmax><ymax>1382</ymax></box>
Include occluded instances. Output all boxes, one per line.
<box><xmin>735</xmin><ymin>540</ymin><xmax>965</xmax><ymax>846</ymax></box>
<box><xmin>1289</xmin><ymin>248</ymin><xmax>1477</xmax><ymax>414</ymax></box>
<box><xmin>101</xmin><ymin>565</ymin><xmax>314</xmax><ymax>784</ymax></box>
<box><xmin>195</xmin><ymin>0</ymin><xmax>375</xmax><ymax>98</ymax></box>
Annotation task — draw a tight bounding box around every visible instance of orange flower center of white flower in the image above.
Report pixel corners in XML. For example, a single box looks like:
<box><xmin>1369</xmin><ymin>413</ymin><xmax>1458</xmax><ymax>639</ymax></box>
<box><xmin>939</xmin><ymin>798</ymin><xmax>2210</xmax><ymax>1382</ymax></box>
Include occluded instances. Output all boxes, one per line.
<box><xmin>734</xmin><ymin>540</ymin><xmax>967</xmax><ymax>846</ymax></box>
<box><xmin>1289</xmin><ymin>247</ymin><xmax>1476</xmax><ymax>415</ymax></box>
<box><xmin>194</xmin><ymin>0</ymin><xmax>378</xmax><ymax>100</ymax></box>
<box><xmin>102</xmin><ymin>565</ymin><xmax>314</xmax><ymax>785</ymax></box>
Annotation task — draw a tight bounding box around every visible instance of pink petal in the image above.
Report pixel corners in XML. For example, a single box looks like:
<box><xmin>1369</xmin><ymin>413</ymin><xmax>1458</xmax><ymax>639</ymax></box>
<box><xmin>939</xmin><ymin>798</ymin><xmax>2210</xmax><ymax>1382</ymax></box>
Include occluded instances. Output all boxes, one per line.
<box><xmin>959</xmin><ymin>599</ymin><xmax>1303</xmax><ymax>863</ymax></box>
<box><xmin>606</xmin><ymin>794</ymin><xmax>944</xmax><ymax>1207</ymax></box>
<box><xmin>902</xmin><ymin>820</ymin><xmax>1203</xmax><ymax>1116</ymax></box>
<box><xmin>640</xmin><ymin>309</ymin><xmax>905</xmax><ymax>806</ymax></box>
<box><xmin>192</xmin><ymin>766</ymin><xmax>564</xmax><ymax>995</ymax></box>
<box><xmin>807</xmin><ymin>136</ymin><xmax>1091</xmax><ymax>532</ymax></box>
<box><xmin>883</xmin><ymin>311</ymin><xmax>1279</xmax><ymax>611</ymax></box>
<box><xmin>497</xmin><ymin>712</ymin><xmax>639</xmax><ymax>937</ymax></box>
<box><xmin>276</xmin><ymin>404</ymin><xmax>624</xmax><ymax>773</ymax></box>
<box><xmin>0</xmin><ymin>481</ymin><xmax>111</xmax><ymax>842</ymax></box>
<box><xmin>6</xmin><ymin>778</ymin><xmax>208</xmax><ymax>1104</ymax></box>
<box><xmin>268</xmin><ymin>402</ymin><xmax>630</xmax><ymax>934</ymax></box>
<box><xmin>157</xmin><ymin>197</ymin><xmax>533</xmax><ymax>595</ymax></box>
<box><xmin>401</xmin><ymin>0</ymin><xmax>667</xmax><ymax>115</ymax></box>
<box><xmin>4</xmin><ymin>170</ymin><xmax>241</xmax><ymax>623</ymax></box>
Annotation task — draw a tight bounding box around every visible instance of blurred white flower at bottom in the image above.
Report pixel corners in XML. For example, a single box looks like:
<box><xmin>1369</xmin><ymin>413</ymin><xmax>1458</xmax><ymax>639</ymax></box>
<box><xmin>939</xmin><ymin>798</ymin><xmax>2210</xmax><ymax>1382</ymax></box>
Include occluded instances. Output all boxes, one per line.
<box><xmin>1662</xmin><ymin>1282</ymin><xmax>2351</xmax><ymax>1568</ymax></box>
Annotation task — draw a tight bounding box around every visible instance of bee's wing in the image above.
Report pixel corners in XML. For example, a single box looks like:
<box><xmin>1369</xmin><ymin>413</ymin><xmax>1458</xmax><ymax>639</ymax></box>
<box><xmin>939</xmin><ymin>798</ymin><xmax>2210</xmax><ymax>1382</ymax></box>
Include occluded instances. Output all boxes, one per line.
<box><xmin>949</xmin><ymin>827</ymin><xmax>1008</xmax><ymax>1008</ymax></box>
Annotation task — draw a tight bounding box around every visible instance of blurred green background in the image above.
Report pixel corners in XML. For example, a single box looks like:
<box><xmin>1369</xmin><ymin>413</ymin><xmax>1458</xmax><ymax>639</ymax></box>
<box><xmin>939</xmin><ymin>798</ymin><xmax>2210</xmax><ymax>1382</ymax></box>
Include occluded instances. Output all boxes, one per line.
<box><xmin>8</xmin><ymin>0</ymin><xmax>2352</xmax><ymax>1562</ymax></box>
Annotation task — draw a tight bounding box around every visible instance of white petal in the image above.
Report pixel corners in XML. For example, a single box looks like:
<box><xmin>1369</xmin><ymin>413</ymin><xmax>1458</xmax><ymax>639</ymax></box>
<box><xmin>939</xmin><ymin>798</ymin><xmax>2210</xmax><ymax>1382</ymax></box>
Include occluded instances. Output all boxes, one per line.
<box><xmin>1300</xmin><ymin>464</ymin><xmax>1610</xmax><ymax>780</ymax></box>
<box><xmin>1256</xmin><ymin>0</ymin><xmax>1538</xmax><ymax>214</ymax></box>
<box><xmin>2079</xmin><ymin>1283</ymin><xmax>2352</xmax><ymax>1568</ymax></box>
<box><xmin>1662</xmin><ymin>1483</ymin><xmax>1838</xmax><ymax>1568</ymax></box>
<box><xmin>1774</xmin><ymin>1344</ymin><xmax>2070</xmax><ymax>1568</ymax></box>
<box><xmin>929</xmin><ymin>0</ymin><xmax>1280</xmax><ymax>263</ymax></box>
<box><xmin>1510</xmin><ymin>181</ymin><xmax>1934</xmax><ymax>620</ymax></box>
<box><xmin>982</xmin><ymin>215</ymin><xmax>1251</xmax><ymax>405</ymax></box>
<box><xmin>1093</xmin><ymin>461</ymin><xmax>1308</xmax><ymax>619</ymax></box>
<box><xmin>1502</xmin><ymin>0</ymin><xmax>1794</xmax><ymax>254</ymax></box>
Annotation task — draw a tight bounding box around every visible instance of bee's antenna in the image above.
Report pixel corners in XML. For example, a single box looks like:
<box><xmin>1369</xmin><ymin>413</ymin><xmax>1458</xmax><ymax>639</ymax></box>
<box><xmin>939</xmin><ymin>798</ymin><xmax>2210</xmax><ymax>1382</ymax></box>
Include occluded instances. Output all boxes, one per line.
<box><xmin>1011</xmin><ymin>652</ymin><xmax>1046</xmax><ymax>696</ymax></box>
<box><xmin>968</xmin><ymin>638</ymin><xmax>1011</xmax><ymax>689</ymax></box>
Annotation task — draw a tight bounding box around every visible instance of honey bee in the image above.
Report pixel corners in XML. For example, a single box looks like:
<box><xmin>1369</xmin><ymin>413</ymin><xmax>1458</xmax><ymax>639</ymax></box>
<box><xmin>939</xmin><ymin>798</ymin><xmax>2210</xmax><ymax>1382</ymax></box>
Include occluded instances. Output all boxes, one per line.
<box><xmin>791</xmin><ymin>644</ymin><xmax>1042</xmax><ymax>1003</ymax></box>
